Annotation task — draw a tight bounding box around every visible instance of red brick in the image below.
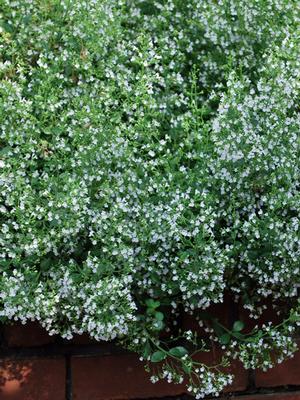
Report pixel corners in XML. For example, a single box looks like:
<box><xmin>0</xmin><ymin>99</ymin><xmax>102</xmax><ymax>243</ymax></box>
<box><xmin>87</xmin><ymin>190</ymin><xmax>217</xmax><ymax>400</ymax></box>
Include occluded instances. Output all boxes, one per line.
<box><xmin>0</xmin><ymin>358</ymin><xmax>65</xmax><ymax>400</ymax></box>
<box><xmin>72</xmin><ymin>354</ymin><xmax>185</xmax><ymax>400</ymax></box>
<box><xmin>3</xmin><ymin>323</ymin><xmax>56</xmax><ymax>347</ymax></box>
<box><xmin>225</xmin><ymin>360</ymin><xmax>249</xmax><ymax>392</ymax></box>
<box><xmin>222</xmin><ymin>392</ymin><xmax>300</xmax><ymax>399</ymax></box>
<box><xmin>72</xmin><ymin>348</ymin><xmax>248</xmax><ymax>400</ymax></box>
<box><xmin>183</xmin><ymin>293</ymin><xmax>234</xmax><ymax>335</ymax></box>
<box><xmin>238</xmin><ymin>299</ymin><xmax>282</xmax><ymax>334</ymax></box>
<box><xmin>194</xmin><ymin>347</ymin><xmax>248</xmax><ymax>393</ymax></box>
<box><xmin>255</xmin><ymin>347</ymin><xmax>300</xmax><ymax>387</ymax></box>
<box><xmin>69</xmin><ymin>333</ymin><xmax>97</xmax><ymax>345</ymax></box>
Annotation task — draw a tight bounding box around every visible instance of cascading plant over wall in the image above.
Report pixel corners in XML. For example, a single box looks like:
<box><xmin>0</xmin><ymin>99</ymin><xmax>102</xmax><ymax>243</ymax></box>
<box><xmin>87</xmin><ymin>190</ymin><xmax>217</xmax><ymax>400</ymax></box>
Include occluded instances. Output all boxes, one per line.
<box><xmin>0</xmin><ymin>0</ymin><xmax>300</xmax><ymax>397</ymax></box>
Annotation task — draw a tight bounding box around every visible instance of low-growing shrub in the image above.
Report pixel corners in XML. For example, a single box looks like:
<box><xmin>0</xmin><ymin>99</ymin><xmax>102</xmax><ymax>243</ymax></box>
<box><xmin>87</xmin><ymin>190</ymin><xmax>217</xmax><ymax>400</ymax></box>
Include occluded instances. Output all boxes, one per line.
<box><xmin>0</xmin><ymin>0</ymin><xmax>300</xmax><ymax>397</ymax></box>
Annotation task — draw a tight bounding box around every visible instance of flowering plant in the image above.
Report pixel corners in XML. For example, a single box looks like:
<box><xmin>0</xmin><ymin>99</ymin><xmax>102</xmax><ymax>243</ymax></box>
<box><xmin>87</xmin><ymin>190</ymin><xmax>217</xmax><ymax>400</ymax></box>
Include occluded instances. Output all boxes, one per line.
<box><xmin>1</xmin><ymin>1</ymin><xmax>300</xmax><ymax>397</ymax></box>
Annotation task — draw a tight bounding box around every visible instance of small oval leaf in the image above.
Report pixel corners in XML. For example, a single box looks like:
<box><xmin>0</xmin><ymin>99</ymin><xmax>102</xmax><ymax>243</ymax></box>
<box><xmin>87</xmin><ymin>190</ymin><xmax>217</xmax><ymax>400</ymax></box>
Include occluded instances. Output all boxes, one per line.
<box><xmin>155</xmin><ymin>311</ymin><xmax>164</xmax><ymax>321</ymax></box>
<box><xmin>151</xmin><ymin>351</ymin><xmax>166</xmax><ymax>362</ymax></box>
<box><xmin>145</xmin><ymin>299</ymin><xmax>160</xmax><ymax>309</ymax></box>
<box><xmin>233</xmin><ymin>320</ymin><xmax>244</xmax><ymax>332</ymax></box>
<box><xmin>219</xmin><ymin>333</ymin><xmax>231</xmax><ymax>345</ymax></box>
<box><xmin>169</xmin><ymin>346</ymin><xmax>188</xmax><ymax>358</ymax></box>
<box><xmin>153</xmin><ymin>320</ymin><xmax>164</xmax><ymax>331</ymax></box>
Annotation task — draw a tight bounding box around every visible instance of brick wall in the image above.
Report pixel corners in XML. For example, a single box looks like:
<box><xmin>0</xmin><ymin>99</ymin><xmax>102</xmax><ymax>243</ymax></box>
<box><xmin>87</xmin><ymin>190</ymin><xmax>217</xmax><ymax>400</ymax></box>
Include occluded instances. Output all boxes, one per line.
<box><xmin>0</xmin><ymin>321</ymin><xmax>300</xmax><ymax>400</ymax></box>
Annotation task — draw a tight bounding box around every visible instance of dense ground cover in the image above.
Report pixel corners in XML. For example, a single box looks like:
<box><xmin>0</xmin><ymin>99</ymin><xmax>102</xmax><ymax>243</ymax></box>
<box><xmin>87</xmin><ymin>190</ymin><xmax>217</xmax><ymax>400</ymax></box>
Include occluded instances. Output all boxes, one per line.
<box><xmin>0</xmin><ymin>0</ymin><xmax>300</xmax><ymax>397</ymax></box>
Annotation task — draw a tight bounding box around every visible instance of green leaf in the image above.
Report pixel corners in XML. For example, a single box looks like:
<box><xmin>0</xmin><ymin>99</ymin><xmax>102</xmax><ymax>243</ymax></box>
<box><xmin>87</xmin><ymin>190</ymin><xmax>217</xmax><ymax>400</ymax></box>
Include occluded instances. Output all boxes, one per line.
<box><xmin>232</xmin><ymin>332</ymin><xmax>244</xmax><ymax>340</ymax></box>
<box><xmin>64</xmin><ymin>64</ymin><xmax>73</xmax><ymax>77</ymax></box>
<box><xmin>142</xmin><ymin>342</ymin><xmax>152</xmax><ymax>359</ymax></box>
<box><xmin>257</xmin><ymin>329</ymin><xmax>263</xmax><ymax>338</ymax></box>
<box><xmin>169</xmin><ymin>346</ymin><xmax>188</xmax><ymax>358</ymax></box>
<box><xmin>182</xmin><ymin>364</ymin><xmax>191</xmax><ymax>374</ymax></box>
<box><xmin>153</xmin><ymin>320</ymin><xmax>164</xmax><ymax>331</ymax></box>
<box><xmin>219</xmin><ymin>333</ymin><xmax>231</xmax><ymax>345</ymax></box>
<box><xmin>151</xmin><ymin>351</ymin><xmax>166</xmax><ymax>363</ymax></box>
<box><xmin>145</xmin><ymin>299</ymin><xmax>160</xmax><ymax>309</ymax></box>
<box><xmin>40</xmin><ymin>258</ymin><xmax>52</xmax><ymax>270</ymax></box>
<box><xmin>23</xmin><ymin>15</ymin><xmax>32</xmax><ymax>25</ymax></box>
<box><xmin>212</xmin><ymin>319</ymin><xmax>224</xmax><ymax>337</ymax></box>
<box><xmin>155</xmin><ymin>311</ymin><xmax>164</xmax><ymax>321</ymax></box>
<box><xmin>0</xmin><ymin>21</ymin><xmax>14</xmax><ymax>33</ymax></box>
<box><xmin>146</xmin><ymin>308</ymin><xmax>155</xmax><ymax>315</ymax></box>
<box><xmin>0</xmin><ymin>147</ymin><xmax>10</xmax><ymax>156</ymax></box>
<box><xmin>233</xmin><ymin>320</ymin><xmax>244</xmax><ymax>332</ymax></box>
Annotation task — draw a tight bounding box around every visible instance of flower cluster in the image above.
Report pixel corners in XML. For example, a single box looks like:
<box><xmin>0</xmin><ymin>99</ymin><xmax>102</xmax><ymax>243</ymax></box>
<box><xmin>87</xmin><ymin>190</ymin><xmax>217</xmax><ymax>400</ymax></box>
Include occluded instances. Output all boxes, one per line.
<box><xmin>1</xmin><ymin>0</ymin><xmax>300</xmax><ymax>397</ymax></box>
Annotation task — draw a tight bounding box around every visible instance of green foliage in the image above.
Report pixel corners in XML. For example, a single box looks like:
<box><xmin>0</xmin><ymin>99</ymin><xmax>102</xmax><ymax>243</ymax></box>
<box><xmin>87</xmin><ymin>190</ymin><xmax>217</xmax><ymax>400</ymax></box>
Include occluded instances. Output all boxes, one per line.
<box><xmin>151</xmin><ymin>351</ymin><xmax>167</xmax><ymax>363</ymax></box>
<box><xmin>169</xmin><ymin>346</ymin><xmax>189</xmax><ymax>358</ymax></box>
<box><xmin>1</xmin><ymin>0</ymin><xmax>300</xmax><ymax>397</ymax></box>
<box><xmin>233</xmin><ymin>321</ymin><xmax>244</xmax><ymax>333</ymax></box>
